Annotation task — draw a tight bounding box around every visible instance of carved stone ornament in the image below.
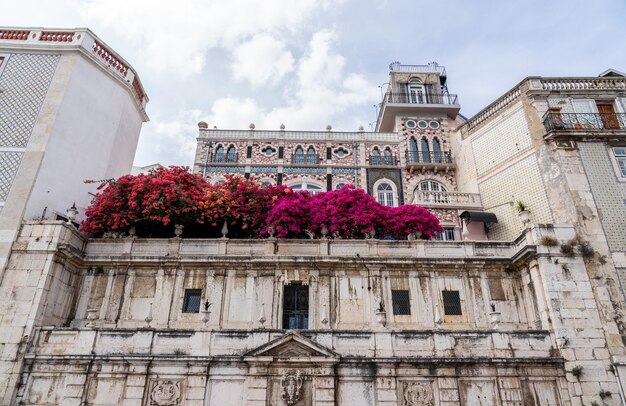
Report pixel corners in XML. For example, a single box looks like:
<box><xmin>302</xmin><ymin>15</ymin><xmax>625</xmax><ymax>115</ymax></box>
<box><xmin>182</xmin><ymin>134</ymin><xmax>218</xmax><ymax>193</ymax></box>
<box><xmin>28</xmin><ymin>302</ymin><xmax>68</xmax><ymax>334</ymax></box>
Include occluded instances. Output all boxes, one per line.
<box><xmin>404</xmin><ymin>382</ymin><xmax>434</xmax><ymax>406</ymax></box>
<box><xmin>280</xmin><ymin>369</ymin><xmax>304</xmax><ymax>405</ymax></box>
<box><xmin>150</xmin><ymin>380</ymin><xmax>181</xmax><ymax>406</ymax></box>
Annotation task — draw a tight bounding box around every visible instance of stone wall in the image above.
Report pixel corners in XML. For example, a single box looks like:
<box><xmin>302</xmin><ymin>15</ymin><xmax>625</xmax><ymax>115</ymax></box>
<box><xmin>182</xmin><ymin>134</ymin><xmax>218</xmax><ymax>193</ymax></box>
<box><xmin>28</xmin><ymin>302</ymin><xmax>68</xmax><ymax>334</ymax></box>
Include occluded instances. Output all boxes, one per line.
<box><xmin>0</xmin><ymin>221</ymin><xmax>624</xmax><ymax>405</ymax></box>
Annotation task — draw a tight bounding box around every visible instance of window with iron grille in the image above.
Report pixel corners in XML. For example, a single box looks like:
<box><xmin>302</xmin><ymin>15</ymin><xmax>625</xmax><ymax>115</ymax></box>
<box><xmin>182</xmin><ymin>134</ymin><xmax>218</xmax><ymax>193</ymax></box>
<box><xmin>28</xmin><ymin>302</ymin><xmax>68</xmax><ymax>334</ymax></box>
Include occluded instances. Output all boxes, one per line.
<box><xmin>183</xmin><ymin>289</ymin><xmax>202</xmax><ymax>313</ymax></box>
<box><xmin>391</xmin><ymin>290</ymin><xmax>410</xmax><ymax>315</ymax></box>
<box><xmin>435</xmin><ymin>227</ymin><xmax>456</xmax><ymax>241</ymax></box>
<box><xmin>442</xmin><ymin>290</ymin><xmax>462</xmax><ymax>315</ymax></box>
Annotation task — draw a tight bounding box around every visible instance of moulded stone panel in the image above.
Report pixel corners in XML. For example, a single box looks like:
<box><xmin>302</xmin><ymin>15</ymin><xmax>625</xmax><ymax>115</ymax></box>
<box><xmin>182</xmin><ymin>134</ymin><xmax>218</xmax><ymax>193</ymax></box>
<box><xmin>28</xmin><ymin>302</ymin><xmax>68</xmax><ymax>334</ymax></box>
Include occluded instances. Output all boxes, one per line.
<box><xmin>27</xmin><ymin>375</ymin><xmax>64</xmax><ymax>405</ymax></box>
<box><xmin>207</xmin><ymin>379</ymin><xmax>244</xmax><ymax>405</ymax></box>
<box><xmin>458</xmin><ymin>379</ymin><xmax>498</xmax><ymax>406</ymax></box>
<box><xmin>337</xmin><ymin>380</ymin><xmax>375</xmax><ymax>406</ymax></box>
<box><xmin>91</xmin><ymin>378</ymin><xmax>125</xmax><ymax>405</ymax></box>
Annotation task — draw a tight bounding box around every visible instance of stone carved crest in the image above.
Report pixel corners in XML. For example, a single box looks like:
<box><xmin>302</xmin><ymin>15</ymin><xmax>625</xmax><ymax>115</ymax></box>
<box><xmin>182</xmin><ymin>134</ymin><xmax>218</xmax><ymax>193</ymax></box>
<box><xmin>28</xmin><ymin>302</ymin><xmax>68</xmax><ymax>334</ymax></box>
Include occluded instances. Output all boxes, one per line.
<box><xmin>150</xmin><ymin>380</ymin><xmax>181</xmax><ymax>406</ymax></box>
<box><xmin>280</xmin><ymin>369</ymin><xmax>304</xmax><ymax>405</ymax></box>
<box><xmin>404</xmin><ymin>382</ymin><xmax>434</xmax><ymax>406</ymax></box>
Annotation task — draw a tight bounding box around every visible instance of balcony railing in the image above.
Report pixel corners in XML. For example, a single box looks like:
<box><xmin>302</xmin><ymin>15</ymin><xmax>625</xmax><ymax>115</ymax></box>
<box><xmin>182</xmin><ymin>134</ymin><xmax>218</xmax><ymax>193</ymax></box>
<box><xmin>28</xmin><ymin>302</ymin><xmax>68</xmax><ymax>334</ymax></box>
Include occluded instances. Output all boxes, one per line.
<box><xmin>211</xmin><ymin>153</ymin><xmax>238</xmax><ymax>163</ymax></box>
<box><xmin>291</xmin><ymin>154</ymin><xmax>320</xmax><ymax>165</ymax></box>
<box><xmin>543</xmin><ymin>112</ymin><xmax>626</xmax><ymax>132</ymax></box>
<box><xmin>369</xmin><ymin>155</ymin><xmax>398</xmax><ymax>166</ymax></box>
<box><xmin>413</xmin><ymin>191</ymin><xmax>482</xmax><ymax>209</ymax></box>
<box><xmin>385</xmin><ymin>92</ymin><xmax>458</xmax><ymax>105</ymax></box>
<box><xmin>406</xmin><ymin>151</ymin><xmax>453</xmax><ymax>164</ymax></box>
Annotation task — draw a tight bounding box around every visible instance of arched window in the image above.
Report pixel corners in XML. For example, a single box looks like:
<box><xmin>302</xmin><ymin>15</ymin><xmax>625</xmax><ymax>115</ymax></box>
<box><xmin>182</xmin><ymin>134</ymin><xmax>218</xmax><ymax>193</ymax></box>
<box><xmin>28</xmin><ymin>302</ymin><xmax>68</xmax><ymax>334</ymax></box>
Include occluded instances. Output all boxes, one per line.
<box><xmin>291</xmin><ymin>182</ymin><xmax>323</xmax><ymax>195</ymax></box>
<box><xmin>376</xmin><ymin>182</ymin><xmax>396</xmax><ymax>207</ymax></box>
<box><xmin>306</xmin><ymin>146</ymin><xmax>316</xmax><ymax>156</ymax></box>
<box><xmin>335</xmin><ymin>183</ymin><xmax>348</xmax><ymax>190</ymax></box>
<box><xmin>408</xmin><ymin>137</ymin><xmax>418</xmax><ymax>163</ymax></box>
<box><xmin>295</xmin><ymin>146</ymin><xmax>304</xmax><ymax>155</ymax></box>
<box><xmin>432</xmin><ymin>138</ymin><xmax>442</xmax><ymax>163</ymax></box>
<box><xmin>373</xmin><ymin>179</ymin><xmax>397</xmax><ymax>207</ymax></box>
<box><xmin>226</xmin><ymin>145</ymin><xmax>236</xmax><ymax>162</ymax></box>
<box><xmin>407</xmin><ymin>78</ymin><xmax>425</xmax><ymax>104</ymax></box>
<box><xmin>372</xmin><ymin>147</ymin><xmax>381</xmax><ymax>156</ymax></box>
<box><xmin>421</xmin><ymin>137</ymin><xmax>431</xmax><ymax>163</ymax></box>
<box><xmin>215</xmin><ymin>145</ymin><xmax>224</xmax><ymax>155</ymax></box>
<box><xmin>260</xmin><ymin>180</ymin><xmax>274</xmax><ymax>188</ymax></box>
<box><xmin>383</xmin><ymin>147</ymin><xmax>392</xmax><ymax>156</ymax></box>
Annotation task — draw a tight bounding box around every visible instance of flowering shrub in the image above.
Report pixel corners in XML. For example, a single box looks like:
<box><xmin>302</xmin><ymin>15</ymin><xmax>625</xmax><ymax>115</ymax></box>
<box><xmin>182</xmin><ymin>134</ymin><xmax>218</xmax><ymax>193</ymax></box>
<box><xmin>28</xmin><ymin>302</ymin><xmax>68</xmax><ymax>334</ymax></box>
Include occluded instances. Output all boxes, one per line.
<box><xmin>265</xmin><ymin>185</ymin><xmax>442</xmax><ymax>239</ymax></box>
<box><xmin>81</xmin><ymin>168</ymin><xmax>443</xmax><ymax>240</ymax></box>
<box><xmin>81</xmin><ymin>166</ymin><xmax>206</xmax><ymax>237</ymax></box>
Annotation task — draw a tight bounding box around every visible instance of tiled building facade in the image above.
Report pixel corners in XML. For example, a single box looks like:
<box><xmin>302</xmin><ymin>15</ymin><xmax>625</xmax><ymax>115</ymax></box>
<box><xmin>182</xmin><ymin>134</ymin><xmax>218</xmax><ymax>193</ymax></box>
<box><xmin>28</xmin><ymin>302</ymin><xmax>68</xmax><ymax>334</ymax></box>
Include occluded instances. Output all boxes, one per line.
<box><xmin>0</xmin><ymin>36</ymin><xmax>626</xmax><ymax>406</ymax></box>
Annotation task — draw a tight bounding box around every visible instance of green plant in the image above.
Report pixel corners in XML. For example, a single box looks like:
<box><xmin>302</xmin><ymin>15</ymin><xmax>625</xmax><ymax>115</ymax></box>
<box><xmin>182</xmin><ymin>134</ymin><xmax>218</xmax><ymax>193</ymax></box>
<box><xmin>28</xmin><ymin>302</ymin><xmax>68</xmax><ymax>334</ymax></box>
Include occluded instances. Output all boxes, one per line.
<box><xmin>571</xmin><ymin>365</ymin><xmax>583</xmax><ymax>379</ymax></box>
<box><xmin>590</xmin><ymin>401</ymin><xmax>600</xmax><ymax>406</ymax></box>
<box><xmin>578</xmin><ymin>241</ymin><xmax>595</xmax><ymax>258</ymax></box>
<box><xmin>560</xmin><ymin>243</ymin><xmax>575</xmax><ymax>257</ymax></box>
<box><xmin>599</xmin><ymin>388</ymin><xmax>612</xmax><ymax>399</ymax></box>
<box><xmin>514</xmin><ymin>200</ymin><xmax>528</xmax><ymax>213</ymax></box>
<box><xmin>540</xmin><ymin>235</ymin><xmax>559</xmax><ymax>247</ymax></box>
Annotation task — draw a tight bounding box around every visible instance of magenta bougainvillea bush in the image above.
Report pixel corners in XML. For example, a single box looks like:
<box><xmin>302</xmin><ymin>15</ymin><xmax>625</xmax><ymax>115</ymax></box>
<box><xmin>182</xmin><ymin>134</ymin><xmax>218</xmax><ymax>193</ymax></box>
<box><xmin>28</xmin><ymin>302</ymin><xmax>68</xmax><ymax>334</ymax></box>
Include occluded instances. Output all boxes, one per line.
<box><xmin>81</xmin><ymin>167</ymin><xmax>443</xmax><ymax>239</ymax></box>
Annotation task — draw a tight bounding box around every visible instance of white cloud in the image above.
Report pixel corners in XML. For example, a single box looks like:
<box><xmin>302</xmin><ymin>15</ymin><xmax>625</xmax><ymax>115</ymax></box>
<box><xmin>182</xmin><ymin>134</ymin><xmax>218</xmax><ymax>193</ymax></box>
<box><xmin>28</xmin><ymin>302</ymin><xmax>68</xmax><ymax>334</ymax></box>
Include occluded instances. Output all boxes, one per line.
<box><xmin>231</xmin><ymin>34</ymin><xmax>294</xmax><ymax>87</ymax></box>
<box><xmin>205</xmin><ymin>29</ymin><xmax>378</xmax><ymax>131</ymax></box>
<box><xmin>78</xmin><ymin>0</ymin><xmax>338</xmax><ymax>76</ymax></box>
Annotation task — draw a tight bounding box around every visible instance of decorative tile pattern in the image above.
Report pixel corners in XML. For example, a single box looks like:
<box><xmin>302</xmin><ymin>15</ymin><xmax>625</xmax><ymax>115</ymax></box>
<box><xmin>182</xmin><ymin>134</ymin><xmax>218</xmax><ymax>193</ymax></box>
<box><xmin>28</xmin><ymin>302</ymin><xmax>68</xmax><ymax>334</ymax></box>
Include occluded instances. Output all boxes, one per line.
<box><xmin>0</xmin><ymin>54</ymin><xmax>60</xmax><ymax>147</ymax></box>
<box><xmin>471</xmin><ymin>105</ymin><xmax>532</xmax><ymax>176</ymax></box>
<box><xmin>332</xmin><ymin>167</ymin><xmax>357</xmax><ymax>175</ymax></box>
<box><xmin>578</xmin><ymin>143</ymin><xmax>626</xmax><ymax>251</ymax></box>
<box><xmin>203</xmin><ymin>166</ymin><xmax>245</xmax><ymax>173</ymax></box>
<box><xmin>283</xmin><ymin>167</ymin><xmax>326</xmax><ymax>174</ymax></box>
<box><xmin>479</xmin><ymin>155</ymin><xmax>553</xmax><ymax>241</ymax></box>
<box><xmin>0</xmin><ymin>151</ymin><xmax>23</xmax><ymax>201</ymax></box>
<box><xmin>250</xmin><ymin>166</ymin><xmax>277</xmax><ymax>174</ymax></box>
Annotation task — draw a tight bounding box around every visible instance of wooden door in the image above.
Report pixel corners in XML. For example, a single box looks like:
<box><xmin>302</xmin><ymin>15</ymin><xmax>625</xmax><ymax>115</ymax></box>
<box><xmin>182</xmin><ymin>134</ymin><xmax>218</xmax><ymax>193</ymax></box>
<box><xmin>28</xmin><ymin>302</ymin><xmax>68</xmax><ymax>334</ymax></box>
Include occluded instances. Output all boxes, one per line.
<box><xmin>597</xmin><ymin>103</ymin><xmax>620</xmax><ymax>129</ymax></box>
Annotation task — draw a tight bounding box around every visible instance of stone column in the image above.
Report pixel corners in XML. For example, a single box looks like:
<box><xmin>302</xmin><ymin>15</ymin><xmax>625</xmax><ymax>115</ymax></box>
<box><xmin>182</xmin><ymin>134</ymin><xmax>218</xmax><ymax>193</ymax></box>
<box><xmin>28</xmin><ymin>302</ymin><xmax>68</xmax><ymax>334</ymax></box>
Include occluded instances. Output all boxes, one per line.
<box><xmin>72</xmin><ymin>268</ymin><xmax>95</xmax><ymax>327</ymax></box>
<box><xmin>375</xmin><ymin>363</ymin><xmax>398</xmax><ymax>406</ymax></box>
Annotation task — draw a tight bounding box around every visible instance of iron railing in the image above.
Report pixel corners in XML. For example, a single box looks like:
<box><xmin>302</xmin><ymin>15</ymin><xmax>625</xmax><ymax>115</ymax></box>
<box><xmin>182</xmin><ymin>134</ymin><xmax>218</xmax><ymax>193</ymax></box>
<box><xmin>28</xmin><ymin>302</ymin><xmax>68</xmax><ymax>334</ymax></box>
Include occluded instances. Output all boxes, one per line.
<box><xmin>406</xmin><ymin>151</ymin><xmax>453</xmax><ymax>164</ymax></box>
<box><xmin>291</xmin><ymin>154</ymin><xmax>320</xmax><ymax>165</ymax></box>
<box><xmin>369</xmin><ymin>155</ymin><xmax>398</xmax><ymax>166</ymax></box>
<box><xmin>543</xmin><ymin>112</ymin><xmax>626</xmax><ymax>132</ymax></box>
<box><xmin>385</xmin><ymin>92</ymin><xmax>458</xmax><ymax>105</ymax></box>
<box><xmin>211</xmin><ymin>153</ymin><xmax>238</xmax><ymax>163</ymax></box>
<box><xmin>413</xmin><ymin>191</ymin><xmax>482</xmax><ymax>208</ymax></box>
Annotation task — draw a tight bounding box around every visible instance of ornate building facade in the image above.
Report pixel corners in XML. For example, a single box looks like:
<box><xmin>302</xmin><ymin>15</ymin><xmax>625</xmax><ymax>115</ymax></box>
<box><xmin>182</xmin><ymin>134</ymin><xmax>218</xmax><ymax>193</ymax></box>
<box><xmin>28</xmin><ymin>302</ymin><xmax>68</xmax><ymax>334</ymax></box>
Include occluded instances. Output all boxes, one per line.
<box><xmin>0</xmin><ymin>53</ymin><xmax>625</xmax><ymax>405</ymax></box>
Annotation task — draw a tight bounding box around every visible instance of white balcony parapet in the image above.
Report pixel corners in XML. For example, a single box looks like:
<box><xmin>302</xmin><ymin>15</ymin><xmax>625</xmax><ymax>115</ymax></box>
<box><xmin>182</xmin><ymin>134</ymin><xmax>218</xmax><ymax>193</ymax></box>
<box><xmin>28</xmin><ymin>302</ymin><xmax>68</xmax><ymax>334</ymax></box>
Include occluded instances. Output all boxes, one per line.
<box><xmin>0</xmin><ymin>26</ymin><xmax>148</xmax><ymax>118</ymax></box>
<box><xmin>412</xmin><ymin>191</ymin><xmax>482</xmax><ymax>209</ymax></box>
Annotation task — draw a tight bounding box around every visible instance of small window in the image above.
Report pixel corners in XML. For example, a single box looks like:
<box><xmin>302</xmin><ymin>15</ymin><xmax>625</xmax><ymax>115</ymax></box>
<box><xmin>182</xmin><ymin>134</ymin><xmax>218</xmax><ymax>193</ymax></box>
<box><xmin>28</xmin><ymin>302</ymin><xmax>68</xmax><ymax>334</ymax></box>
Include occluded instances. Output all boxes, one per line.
<box><xmin>406</xmin><ymin>120</ymin><xmax>416</xmax><ymax>129</ymax></box>
<box><xmin>417</xmin><ymin>120</ymin><xmax>428</xmax><ymax>129</ymax></box>
<box><xmin>442</xmin><ymin>290</ymin><xmax>462</xmax><ymax>316</ymax></box>
<box><xmin>435</xmin><ymin>228</ymin><xmax>456</xmax><ymax>241</ymax></box>
<box><xmin>376</xmin><ymin>182</ymin><xmax>395</xmax><ymax>206</ymax></box>
<box><xmin>183</xmin><ymin>289</ymin><xmax>202</xmax><ymax>313</ymax></box>
<box><xmin>429</xmin><ymin>120</ymin><xmax>440</xmax><ymax>129</ymax></box>
<box><xmin>335</xmin><ymin>183</ymin><xmax>347</xmax><ymax>190</ymax></box>
<box><xmin>613</xmin><ymin>147</ymin><xmax>626</xmax><ymax>177</ymax></box>
<box><xmin>391</xmin><ymin>290</ymin><xmax>410</xmax><ymax>315</ymax></box>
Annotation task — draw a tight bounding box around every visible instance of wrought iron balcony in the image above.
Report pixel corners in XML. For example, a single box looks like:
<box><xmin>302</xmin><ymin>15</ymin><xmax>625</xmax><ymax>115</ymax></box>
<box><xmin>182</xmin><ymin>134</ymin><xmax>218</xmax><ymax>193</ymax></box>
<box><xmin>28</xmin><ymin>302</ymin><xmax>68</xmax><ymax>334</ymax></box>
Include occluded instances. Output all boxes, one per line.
<box><xmin>211</xmin><ymin>153</ymin><xmax>238</xmax><ymax>163</ymax></box>
<box><xmin>405</xmin><ymin>151</ymin><xmax>454</xmax><ymax>171</ymax></box>
<box><xmin>385</xmin><ymin>92</ymin><xmax>458</xmax><ymax>105</ymax></box>
<box><xmin>413</xmin><ymin>191</ymin><xmax>482</xmax><ymax>209</ymax></box>
<box><xmin>543</xmin><ymin>112</ymin><xmax>626</xmax><ymax>132</ymax></box>
<box><xmin>376</xmin><ymin>92</ymin><xmax>460</xmax><ymax>132</ymax></box>
<box><xmin>291</xmin><ymin>154</ymin><xmax>320</xmax><ymax>165</ymax></box>
<box><xmin>406</xmin><ymin>151</ymin><xmax>452</xmax><ymax>164</ymax></box>
<box><xmin>369</xmin><ymin>155</ymin><xmax>398</xmax><ymax>166</ymax></box>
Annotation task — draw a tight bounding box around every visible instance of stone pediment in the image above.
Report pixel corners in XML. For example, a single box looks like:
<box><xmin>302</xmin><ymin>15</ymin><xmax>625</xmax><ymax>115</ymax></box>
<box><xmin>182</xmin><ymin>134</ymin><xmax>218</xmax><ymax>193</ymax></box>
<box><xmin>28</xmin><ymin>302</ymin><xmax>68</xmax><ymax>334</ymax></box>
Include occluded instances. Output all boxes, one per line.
<box><xmin>245</xmin><ymin>332</ymin><xmax>338</xmax><ymax>359</ymax></box>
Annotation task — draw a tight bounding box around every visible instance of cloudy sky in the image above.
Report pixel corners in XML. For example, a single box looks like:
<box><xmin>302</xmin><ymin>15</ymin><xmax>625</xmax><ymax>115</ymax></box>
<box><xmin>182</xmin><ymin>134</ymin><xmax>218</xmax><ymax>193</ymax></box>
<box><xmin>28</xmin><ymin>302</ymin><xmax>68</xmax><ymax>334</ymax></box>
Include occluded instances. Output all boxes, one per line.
<box><xmin>4</xmin><ymin>0</ymin><xmax>626</xmax><ymax>167</ymax></box>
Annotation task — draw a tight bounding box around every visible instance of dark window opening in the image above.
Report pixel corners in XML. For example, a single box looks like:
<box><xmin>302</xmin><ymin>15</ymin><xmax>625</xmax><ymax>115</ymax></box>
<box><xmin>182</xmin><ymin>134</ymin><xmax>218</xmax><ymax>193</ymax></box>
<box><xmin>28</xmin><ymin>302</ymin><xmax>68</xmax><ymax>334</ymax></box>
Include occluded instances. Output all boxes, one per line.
<box><xmin>283</xmin><ymin>283</ymin><xmax>309</xmax><ymax>329</ymax></box>
<box><xmin>435</xmin><ymin>228</ymin><xmax>456</xmax><ymax>241</ymax></box>
<box><xmin>183</xmin><ymin>289</ymin><xmax>202</xmax><ymax>313</ymax></box>
<box><xmin>392</xmin><ymin>290</ymin><xmax>410</xmax><ymax>315</ymax></box>
<box><xmin>442</xmin><ymin>290</ymin><xmax>462</xmax><ymax>315</ymax></box>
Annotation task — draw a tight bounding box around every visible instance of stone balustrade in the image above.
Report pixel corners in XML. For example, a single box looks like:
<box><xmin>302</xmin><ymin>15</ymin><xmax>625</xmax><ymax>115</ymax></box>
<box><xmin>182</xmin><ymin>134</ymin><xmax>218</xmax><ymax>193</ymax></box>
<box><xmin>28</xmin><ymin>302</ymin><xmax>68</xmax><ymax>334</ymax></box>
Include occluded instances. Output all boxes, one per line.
<box><xmin>31</xmin><ymin>327</ymin><xmax>555</xmax><ymax>361</ymax></box>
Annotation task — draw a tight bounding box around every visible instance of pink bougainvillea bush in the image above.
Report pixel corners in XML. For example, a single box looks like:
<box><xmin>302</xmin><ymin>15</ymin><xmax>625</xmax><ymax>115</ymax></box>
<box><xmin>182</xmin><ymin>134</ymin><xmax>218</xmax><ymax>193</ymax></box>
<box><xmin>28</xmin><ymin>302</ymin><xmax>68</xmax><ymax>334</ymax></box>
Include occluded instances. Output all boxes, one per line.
<box><xmin>264</xmin><ymin>185</ymin><xmax>443</xmax><ymax>239</ymax></box>
<box><xmin>81</xmin><ymin>168</ymin><xmax>443</xmax><ymax>240</ymax></box>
